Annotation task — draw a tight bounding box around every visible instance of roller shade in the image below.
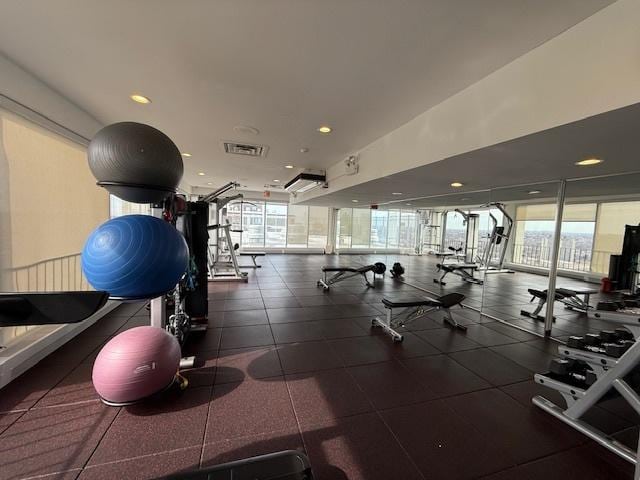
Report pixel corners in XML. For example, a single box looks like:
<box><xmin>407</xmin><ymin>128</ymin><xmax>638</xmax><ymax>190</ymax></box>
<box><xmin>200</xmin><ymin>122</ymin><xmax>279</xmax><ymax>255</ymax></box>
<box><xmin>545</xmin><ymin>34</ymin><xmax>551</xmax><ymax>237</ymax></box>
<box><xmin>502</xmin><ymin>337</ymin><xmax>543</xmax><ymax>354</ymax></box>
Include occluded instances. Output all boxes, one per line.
<box><xmin>516</xmin><ymin>203</ymin><xmax>597</xmax><ymax>222</ymax></box>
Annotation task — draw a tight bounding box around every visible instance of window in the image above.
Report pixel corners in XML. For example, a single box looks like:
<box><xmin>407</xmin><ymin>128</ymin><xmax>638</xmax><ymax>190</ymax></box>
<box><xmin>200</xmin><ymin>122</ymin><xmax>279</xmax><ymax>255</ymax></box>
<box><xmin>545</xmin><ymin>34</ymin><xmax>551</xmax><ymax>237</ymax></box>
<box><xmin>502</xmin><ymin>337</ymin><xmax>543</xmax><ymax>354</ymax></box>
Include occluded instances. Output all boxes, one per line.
<box><xmin>109</xmin><ymin>195</ymin><xmax>151</xmax><ymax>218</ymax></box>
<box><xmin>265</xmin><ymin>203</ymin><xmax>287</xmax><ymax>247</ymax></box>
<box><xmin>370</xmin><ymin>210</ymin><xmax>388</xmax><ymax>248</ymax></box>
<box><xmin>308</xmin><ymin>206</ymin><xmax>329</xmax><ymax>248</ymax></box>
<box><xmin>337</xmin><ymin>209</ymin><xmax>352</xmax><ymax>248</ymax></box>
<box><xmin>399</xmin><ymin>210</ymin><xmax>418</xmax><ymax>249</ymax></box>
<box><xmin>352</xmin><ymin>209</ymin><xmax>371</xmax><ymax>248</ymax></box>
<box><xmin>512</xmin><ymin>203</ymin><xmax>597</xmax><ymax>272</ymax></box>
<box><xmin>287</xmin><ymin>204</ymin><xmax>308</xmax><ymax>247</ymax></box>
<box><xmin>242</xmin><ymin>202</ymin><xmax>265</xmax><ymax>248</ymax></box>
<box><xmin>443</xmin><ymin>211</ymin><xmax>466</xmax><ymax>250</ymax></box>
<box><xmin>387</xmin><ymin>210</ymin><xmax>400</xmax><ymax>248</ymax></box>
<box><xmin>226</xmin><ymin>202</ymin><xmax>243</xmax><ymax>247</ymax></box>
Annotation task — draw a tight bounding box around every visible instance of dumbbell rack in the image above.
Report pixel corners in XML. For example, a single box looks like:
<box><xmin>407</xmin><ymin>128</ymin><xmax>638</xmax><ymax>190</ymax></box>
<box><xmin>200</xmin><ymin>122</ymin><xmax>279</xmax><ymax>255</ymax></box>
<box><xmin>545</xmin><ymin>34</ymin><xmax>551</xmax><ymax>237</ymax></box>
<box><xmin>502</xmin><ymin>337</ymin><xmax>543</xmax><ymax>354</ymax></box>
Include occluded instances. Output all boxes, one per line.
<box><xmin>533</xmin><ymin>310</ymin><xmax>640</xmax><ymax>477</ymax></box>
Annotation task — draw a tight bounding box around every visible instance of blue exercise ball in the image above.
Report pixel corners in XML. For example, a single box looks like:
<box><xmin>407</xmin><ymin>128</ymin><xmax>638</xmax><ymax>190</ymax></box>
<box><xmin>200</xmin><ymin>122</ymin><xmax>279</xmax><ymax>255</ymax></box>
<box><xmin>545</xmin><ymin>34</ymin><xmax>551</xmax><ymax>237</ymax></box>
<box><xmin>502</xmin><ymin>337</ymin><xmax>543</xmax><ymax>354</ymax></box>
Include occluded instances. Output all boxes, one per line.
<box><xmin>82</xmin><ymin>215</ymin><xmax>189</xmax><ymax>299</ymax></box>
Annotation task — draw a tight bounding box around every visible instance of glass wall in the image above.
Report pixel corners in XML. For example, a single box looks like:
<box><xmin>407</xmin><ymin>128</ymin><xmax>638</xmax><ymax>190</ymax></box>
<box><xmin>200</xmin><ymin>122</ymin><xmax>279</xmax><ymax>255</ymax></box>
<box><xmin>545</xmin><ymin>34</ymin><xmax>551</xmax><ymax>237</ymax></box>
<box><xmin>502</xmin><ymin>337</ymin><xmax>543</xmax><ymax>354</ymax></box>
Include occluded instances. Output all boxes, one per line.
<box><xmin>371</xmin><ymin>210</ymin><xmax>388</xmax><ymax>248</ymax></box>
<box><xmin>338</xmin><ymin>209</ymin><xmax>353</xmax><ymax>249</ymax></box>
<box><xmin>352</xmin><ymin>209</ymin><xmax>372</xmax><ymax>248</ymax></box>
<box><xmin>110</xmin><ymin>195</ymin><xmax>151</xmax><ymax>218</ymax></box>
<box><xmin>510</xmin><ymin>200</ymin><xmax>626</xmax><ymax>275</ymax></box>
<box><xmin>241</xmin><ymin>202</ymin><xmax>265</xmax><ymax>247</ymax></box>
<box><xmin>387</xmin><ymin>210</ymin><xmax>400</xmax><ymax>248</ymax></box>
<box><xmin>287</xmin><ymin>205</ymin><xmax>309</xmax><ymax>248</ymax></box>
<box><xmin>222</xmin><ymin>201</ymin><xmax>330</xmax><ymax>249</ymax></box>
<box><xmin>308</xmin><ymin>206</ymin><xmax>329</xmax><ymax>248</ymax></box>
<box><xmin>335</xmin><ymin>208</ymin><xmax>419</xmax><ymax>250</ymax></box>
<box><xmin>265</xmin><ymin>203</ymin><xmax>287</xmax><ymax>247</ymax></box>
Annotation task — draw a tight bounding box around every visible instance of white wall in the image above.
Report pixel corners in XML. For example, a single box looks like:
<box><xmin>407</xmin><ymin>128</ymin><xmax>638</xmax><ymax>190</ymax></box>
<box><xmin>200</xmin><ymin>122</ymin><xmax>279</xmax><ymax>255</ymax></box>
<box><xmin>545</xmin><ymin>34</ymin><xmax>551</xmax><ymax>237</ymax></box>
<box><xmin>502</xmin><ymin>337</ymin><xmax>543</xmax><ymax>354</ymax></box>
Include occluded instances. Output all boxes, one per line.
<box><xmin>298</xmin><ymin>0</ymin><xmax>640</xmax><ymax>204</ymax></box>
<box><xmin>0</xmin><ymin>54</ymin><xmax>103</xmax><ymax>141</ymax></box>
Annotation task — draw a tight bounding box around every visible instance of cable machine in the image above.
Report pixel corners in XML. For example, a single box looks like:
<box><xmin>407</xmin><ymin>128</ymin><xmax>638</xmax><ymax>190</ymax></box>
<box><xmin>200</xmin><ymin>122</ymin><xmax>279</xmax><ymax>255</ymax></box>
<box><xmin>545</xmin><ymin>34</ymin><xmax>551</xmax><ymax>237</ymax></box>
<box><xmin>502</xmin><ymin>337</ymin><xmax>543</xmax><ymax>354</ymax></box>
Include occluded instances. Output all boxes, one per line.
<box><xmin>201</xmin><ymin>182</ymin><xmax>248</xmax><ymax>282</ymax></box>
<box><xmin>477</xmin><ymin>202</ymin><xmax>514</xmax><ymax>273</ymax></box>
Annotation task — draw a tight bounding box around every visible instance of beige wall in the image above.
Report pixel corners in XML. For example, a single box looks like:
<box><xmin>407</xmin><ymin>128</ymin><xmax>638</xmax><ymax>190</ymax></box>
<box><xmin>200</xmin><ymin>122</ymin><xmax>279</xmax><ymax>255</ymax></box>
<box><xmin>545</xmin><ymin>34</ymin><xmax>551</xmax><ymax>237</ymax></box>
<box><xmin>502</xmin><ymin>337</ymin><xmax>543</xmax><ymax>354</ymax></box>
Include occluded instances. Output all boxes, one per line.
<box><xmin>1</xmin><ymin>111</ymin><xmax>108</xmax><ymax>290</ymax></box>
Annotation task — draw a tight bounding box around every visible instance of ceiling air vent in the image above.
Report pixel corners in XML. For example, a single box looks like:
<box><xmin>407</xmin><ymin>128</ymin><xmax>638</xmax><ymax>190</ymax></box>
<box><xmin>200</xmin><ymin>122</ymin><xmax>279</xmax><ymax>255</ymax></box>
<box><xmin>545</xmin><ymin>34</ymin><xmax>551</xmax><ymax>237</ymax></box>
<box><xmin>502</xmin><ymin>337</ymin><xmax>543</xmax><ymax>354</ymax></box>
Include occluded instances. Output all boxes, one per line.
<box><xmin>223</xmin><ymin>142</ymin><xmax>268</xmax><ymax>157</ymax></box>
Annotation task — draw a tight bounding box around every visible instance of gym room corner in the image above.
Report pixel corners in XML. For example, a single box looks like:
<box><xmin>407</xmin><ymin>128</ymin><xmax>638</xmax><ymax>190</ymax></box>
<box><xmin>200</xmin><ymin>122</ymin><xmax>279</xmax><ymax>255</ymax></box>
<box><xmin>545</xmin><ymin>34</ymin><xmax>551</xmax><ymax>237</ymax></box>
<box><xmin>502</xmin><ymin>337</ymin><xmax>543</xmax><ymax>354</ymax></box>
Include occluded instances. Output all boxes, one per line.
<box><xmin>1</xmin><ymin>1</ymin><xmax>640</xmax><ymax>479</ymax></box>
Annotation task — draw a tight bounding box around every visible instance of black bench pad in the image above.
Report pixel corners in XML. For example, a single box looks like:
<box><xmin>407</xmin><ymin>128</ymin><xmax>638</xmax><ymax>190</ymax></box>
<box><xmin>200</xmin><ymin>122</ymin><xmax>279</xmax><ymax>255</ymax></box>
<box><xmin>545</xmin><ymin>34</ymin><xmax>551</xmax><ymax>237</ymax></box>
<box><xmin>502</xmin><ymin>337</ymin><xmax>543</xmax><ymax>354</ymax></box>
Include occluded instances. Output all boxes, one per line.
<box><xmin>240</xmin><ymin>252</ymin><xmax>266</xmax><ymax>256</ymax></box>
<box><xmin>382</xmin><ymin>293</ymin><xmax>465</xmax><ymax>309</ymax></box>
<box><xmin>322</xmin><ymin>265</ymin><xmax>371</xmax><ymax>273</ymax></box>
<box><xmin>437</xmin><ymin>263</ymin><xmax>479</xmax><ymax>271</ymax></box>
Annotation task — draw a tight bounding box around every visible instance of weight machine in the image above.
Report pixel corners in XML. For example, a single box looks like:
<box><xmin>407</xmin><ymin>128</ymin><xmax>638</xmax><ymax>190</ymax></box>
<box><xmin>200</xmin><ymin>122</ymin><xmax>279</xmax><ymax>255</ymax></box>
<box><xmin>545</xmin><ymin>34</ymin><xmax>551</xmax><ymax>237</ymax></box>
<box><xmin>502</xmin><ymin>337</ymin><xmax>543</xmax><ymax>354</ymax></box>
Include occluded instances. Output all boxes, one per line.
<box><xmin>477</xmin><ymin>202</ymin><xmax>514</xmax><ymax>273</ymax></box>
<box><xmin>202</xmin><ymin>182</ymin><xmax>248</xmax><ymax>282</ymax></box>
<box><xmin>150</xmin><ymin>195</ymin><xmax>210</xmax><ymax>369</ymax></box>
<box><xmin>417</xmin><ymin>209</ymin><xmax>443</xmax><ymax>254</ymax></box>
<box><xmin>609</xmin><ymin>224</ymin><xmax>640</xmax><ymax>294</ymax></box>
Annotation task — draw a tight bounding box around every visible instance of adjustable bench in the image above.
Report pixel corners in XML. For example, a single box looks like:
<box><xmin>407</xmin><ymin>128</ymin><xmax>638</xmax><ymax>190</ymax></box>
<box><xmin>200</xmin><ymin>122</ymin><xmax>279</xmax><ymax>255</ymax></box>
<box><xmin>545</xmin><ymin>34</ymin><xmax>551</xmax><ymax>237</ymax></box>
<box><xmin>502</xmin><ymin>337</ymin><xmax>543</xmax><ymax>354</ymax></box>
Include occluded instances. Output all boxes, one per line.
<box><xmin>433</xmin><ymin>263</ymin><xmax>482</xmax><ymax>286</ymax></box>
<box><xmin>521</xmin><ymin>287</ymin><xmax>598</xmax><ymax>322</ymax></box>
<box><xmin>239</xmin><ymin>251</ymin><xmax>265</xmax><ymax>268</ymax></box>
<box><xmin>317</xmin><ymin>262</ymin><xmax>386</xmax><ymax>290</ymax></box>
<box><xmin>372</xmin><ymin>292</ymin><xmax>467</xmax><ymax>342</ymax></box>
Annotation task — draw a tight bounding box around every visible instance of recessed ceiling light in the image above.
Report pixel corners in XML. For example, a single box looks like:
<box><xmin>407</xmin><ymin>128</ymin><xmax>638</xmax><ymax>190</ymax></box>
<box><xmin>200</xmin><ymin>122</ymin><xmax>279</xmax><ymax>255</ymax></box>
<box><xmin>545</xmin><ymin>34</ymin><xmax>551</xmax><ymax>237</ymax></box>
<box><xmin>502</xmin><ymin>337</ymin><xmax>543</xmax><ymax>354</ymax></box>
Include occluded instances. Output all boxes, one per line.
<box><xmin>207</xmin><ymin>182</ymin><xmax>213</xmax><ymax>185</ymax></box>
<box><xmin>197</xmin><ymin>172</ymin><xmax>206</xmax><ymax>176</ymax></box>
<box><xmin>352</xmin><ymin>199</ymin><xmax>359</xmax><ymax>203</ymax></box>
<box><xmin>392</xmin><ymin>192</ymin><xmax>403</xmax><ymax>195</ymax></box>
<box><xmin>233</xmin><ymin>125</ymin><xmax>259</xmax><ymax>135</ymax></box>
<box><xmin>450</xmin><ymin>182</ymin><xmax>464</xmax><ymax>188</ymax></box>
<box><xmin>130</xmin><ymin>94</ymin><xmax>151</xmax><ymax>104</ymax></box>
<box><xmin>461</xmin><ymin>198</ymin><xmax>469</xmax><ymax>201</ymax></box>
<box><xmin>528</xmin><ymin>190</ymin><xmax>541</xmax><ymax>194</ymax></box>
<box><xmin>575</xmin><ymin>158</ymin><xmax>603</xmax><ymax>166</ymax></box>
<box><xmin>273</xmin><ymin>179</ymin><xmax>280</xmax><ymax>183</ymax></box>
<box><xmin>300</xmin><ymin>148</ymin><xmax>309</xmax><ymax>153</ymax></box>
<box><xmin>317</xmin><ymin>126</ymin><xmax>332</xmax><ymax>134</ymax></box>
<box><xmin>181</xmin><ymin>152</ymin><xmax>192</xmax><ymax>157</ymax></box>
<box><xmin>406</xmin><ymin>203</ymin><xmax>412</xmax><ymax>206</ymax></box>
<box><xmin>285</xmin><ymin>165</ymin><xmax>294</xmax><ymax>169</ymax></box>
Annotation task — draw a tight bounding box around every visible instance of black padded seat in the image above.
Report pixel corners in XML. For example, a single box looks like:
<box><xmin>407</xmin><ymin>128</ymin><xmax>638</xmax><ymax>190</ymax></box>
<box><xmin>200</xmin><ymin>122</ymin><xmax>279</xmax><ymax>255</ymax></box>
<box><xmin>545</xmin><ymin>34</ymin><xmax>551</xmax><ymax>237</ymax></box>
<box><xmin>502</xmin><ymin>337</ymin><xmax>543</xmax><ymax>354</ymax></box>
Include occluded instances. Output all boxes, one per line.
<box><xmin>322</xmin><ymin>265</ymin><xmax>369</xmax><ymax>273</ymax></box>
<box><xmin>437</xmin><ymin>263</ymin><xmax>479</xmax><ymax>270</ymax></box>
<box><xmin>382</xmin><ymin>292</ymin><xmax>464</xmax><ymax>309</ymax></box>
<box><xmin>239</xmin><ymin>252</ymin><xmax>265</xmax><ymax>256</ymax></box>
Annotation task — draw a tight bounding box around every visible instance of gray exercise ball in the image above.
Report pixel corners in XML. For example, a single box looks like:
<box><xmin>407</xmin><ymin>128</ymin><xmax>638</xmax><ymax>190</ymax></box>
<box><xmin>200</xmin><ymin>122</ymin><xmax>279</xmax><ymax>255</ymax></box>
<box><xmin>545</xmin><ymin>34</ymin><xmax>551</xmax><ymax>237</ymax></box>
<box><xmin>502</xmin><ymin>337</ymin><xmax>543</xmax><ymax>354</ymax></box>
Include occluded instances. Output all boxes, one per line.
<box><xmin>88</xmin><ymin>122</ymin><xmax>184</xmax><ymax>203</ymax></box>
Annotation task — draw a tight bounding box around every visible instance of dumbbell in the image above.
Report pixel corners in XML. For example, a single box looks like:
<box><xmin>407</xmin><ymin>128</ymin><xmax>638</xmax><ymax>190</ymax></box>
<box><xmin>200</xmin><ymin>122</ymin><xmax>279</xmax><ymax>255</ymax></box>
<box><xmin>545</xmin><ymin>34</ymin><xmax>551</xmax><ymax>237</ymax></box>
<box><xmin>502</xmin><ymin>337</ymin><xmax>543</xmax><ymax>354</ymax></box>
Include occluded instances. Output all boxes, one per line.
<box><xmin>566</xmin><ymin>336</ymin><xmax>634</xmax><ymax>358</ymax></box>
<box><xmin>549</xmin><ymin>358</ymin><xmax>597</xmax><ymax>387</ymax></box>
<box><xmin>600</xmin><ymin>329</ymin><xmax>635</xmax><ymax>343</ymax></box>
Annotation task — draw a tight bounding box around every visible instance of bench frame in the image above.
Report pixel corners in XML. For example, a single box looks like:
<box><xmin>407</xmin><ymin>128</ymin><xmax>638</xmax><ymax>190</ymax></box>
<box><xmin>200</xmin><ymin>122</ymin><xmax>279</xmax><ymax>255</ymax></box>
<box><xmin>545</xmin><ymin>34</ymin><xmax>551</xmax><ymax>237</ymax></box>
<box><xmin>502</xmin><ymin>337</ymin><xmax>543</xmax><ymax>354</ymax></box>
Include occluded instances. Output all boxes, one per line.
<box><xmin>433</xmin><ymin>263</ymin><xmax>483</xmax><ymax>286</ymax></box>
<box><xmin>238</xmin><ymin>252</ymin><xmax>265</xmax><ymax>268</ymax></box>
<box><xmin>521</xmin><ymin>287</ymin><xmax>597</xmax><ymax>322</ymax></box>
<box><xmin>317</xmin><ymin>266</ymin><xmax>380</xmax><ymax>290</ymax></box>
<box><xmin>372</xmin><ymin>293</ymin><xmax>467</xmax><ymax>342</ymax></box>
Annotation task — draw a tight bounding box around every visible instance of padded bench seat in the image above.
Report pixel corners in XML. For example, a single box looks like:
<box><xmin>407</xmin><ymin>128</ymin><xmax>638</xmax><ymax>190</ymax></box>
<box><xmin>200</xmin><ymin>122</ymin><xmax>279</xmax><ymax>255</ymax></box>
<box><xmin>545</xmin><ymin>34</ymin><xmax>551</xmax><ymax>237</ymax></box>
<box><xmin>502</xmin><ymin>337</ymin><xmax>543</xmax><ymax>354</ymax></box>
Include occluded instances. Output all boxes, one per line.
<box><xmin>437</xmin><ymin>263</ymin><xmax>479</xmax><ymax>270</ymax></box>
<box><xmin>374</xmin><ymin>292</ymin><xmax>467</xmax><ymax>341</ymax></box>
<box><xmin>382</xmin><ymin>293</ymin><xmax>465</xmax><ymax>310</ymax></box>
<box><xmin>239</xmin><ymin>252</ymin><xmax>265</xmax><ymax>256</ymax></box>
<box><xmin>322</xmin><ymin>266</ymin><xmax>368</xmax><ymax>273</ymax></box>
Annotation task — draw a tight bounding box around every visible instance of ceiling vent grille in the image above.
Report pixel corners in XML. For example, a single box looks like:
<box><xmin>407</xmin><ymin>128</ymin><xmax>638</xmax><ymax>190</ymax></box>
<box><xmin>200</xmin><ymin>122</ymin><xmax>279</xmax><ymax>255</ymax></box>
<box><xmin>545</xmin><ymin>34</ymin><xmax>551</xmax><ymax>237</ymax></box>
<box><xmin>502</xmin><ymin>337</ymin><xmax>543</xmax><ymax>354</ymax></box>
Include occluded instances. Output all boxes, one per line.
<box><xmin>223</xmin><ymin>142</ymin><xmax>268</xmax><ymax>157</ymax></box>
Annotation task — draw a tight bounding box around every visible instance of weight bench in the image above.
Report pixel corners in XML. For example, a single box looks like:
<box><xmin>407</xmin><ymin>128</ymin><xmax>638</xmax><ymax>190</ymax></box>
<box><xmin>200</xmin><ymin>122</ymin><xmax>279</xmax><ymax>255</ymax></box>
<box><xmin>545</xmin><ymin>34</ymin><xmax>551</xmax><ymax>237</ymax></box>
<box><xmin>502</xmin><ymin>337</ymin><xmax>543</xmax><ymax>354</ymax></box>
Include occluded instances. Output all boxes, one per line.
<box><xmin>431</xmin><ymin>247</ymin><xmax>465</xmax><ymax>264</ymax></box>
<box><xmin>372</xmin><ymin>292</ymin><xmax>467</xmax><ymax>342</ymax></box>
<box><xmin>239</xmin><ymin>251</ymin><xmax>265</xmax><ymax>268</ymax></box>
<box><xmin>434</xmin><ymin>263</ymin><xmax>483</xmax><ymax>286</ymax></box>
<box><xmin>317</xmin><ymin>263</ymin><xmax>386</xmax><ymax>290</ymax></box>
<box><xmin>521</xmin><ymin>287</ymin><xmax>597</xmax><ymax>322</ymax></box>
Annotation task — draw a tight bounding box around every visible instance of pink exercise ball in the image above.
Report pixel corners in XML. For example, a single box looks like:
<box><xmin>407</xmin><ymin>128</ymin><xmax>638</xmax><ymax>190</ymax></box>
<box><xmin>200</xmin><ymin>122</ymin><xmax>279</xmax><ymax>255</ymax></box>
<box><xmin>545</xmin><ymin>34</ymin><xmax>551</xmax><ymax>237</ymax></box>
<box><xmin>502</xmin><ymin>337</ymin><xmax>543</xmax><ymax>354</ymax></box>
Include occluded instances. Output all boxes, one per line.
<box><xmin>92</xmin><ymin>326</ymin><xmax>182</xmax><ymax>405</ymax></box>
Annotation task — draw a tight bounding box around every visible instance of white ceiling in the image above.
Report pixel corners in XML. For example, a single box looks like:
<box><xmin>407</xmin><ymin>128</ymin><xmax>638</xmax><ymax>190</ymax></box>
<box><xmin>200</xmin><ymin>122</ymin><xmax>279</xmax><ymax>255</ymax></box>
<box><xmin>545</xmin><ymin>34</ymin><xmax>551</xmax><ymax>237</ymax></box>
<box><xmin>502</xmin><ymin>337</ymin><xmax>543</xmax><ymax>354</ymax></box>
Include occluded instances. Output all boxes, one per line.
<box><xmin>0</xmin><ymin>0</ymin><xmax>613</xmax><ymax>192</ymax></box>
<box><xmin>302</xmin><ymin>102</ymin><xmax>640</xmax><ymax>209</ymax></box>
